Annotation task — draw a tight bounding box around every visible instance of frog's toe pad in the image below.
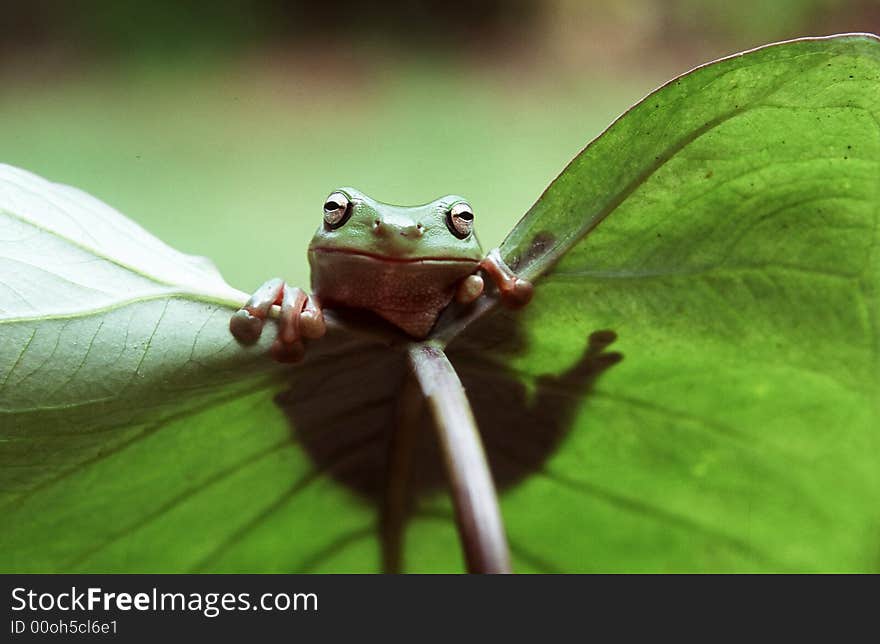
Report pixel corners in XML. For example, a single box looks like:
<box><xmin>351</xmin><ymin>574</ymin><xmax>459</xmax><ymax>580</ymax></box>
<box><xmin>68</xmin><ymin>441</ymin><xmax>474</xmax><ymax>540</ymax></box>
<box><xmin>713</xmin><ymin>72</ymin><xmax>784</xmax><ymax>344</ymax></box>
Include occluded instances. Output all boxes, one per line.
<box><xmin>229</xmin><ymin>309</ymin><xmax>264</xmax><ymax>345</ymax></box>
<box><xmin>502</xmin><ymin>278</ymin><xmax>534</xmax><ymax>309</ymax></box>
<box><xmin>300</xmin><ymin>308</ymin><xmax>326</xmax><ymax>339</ymax></box>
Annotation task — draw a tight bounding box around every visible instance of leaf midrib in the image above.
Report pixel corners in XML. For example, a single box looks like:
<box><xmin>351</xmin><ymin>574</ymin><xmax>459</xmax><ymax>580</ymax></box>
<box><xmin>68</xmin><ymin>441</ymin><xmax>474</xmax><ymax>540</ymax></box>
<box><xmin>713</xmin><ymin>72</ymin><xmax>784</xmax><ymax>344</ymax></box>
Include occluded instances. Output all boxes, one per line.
<box><xmin>0</xmin><ymin>291</ymin><xmax>244</xmax><ymax>326</ymax></box>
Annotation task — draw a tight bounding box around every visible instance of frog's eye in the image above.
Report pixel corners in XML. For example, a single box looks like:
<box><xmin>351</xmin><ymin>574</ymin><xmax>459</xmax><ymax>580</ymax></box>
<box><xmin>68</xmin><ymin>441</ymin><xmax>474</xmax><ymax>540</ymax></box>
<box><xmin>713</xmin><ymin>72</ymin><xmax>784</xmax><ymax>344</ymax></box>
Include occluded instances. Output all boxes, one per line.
<box><xmin>446</xmin><ymin>202</ymin><xmax>474</xmax><ymax>239</ymax></box>
<box><xmin>323</xmin><ymin>192</ymin><xmax>352</xmax><ymax>228</ymax></box>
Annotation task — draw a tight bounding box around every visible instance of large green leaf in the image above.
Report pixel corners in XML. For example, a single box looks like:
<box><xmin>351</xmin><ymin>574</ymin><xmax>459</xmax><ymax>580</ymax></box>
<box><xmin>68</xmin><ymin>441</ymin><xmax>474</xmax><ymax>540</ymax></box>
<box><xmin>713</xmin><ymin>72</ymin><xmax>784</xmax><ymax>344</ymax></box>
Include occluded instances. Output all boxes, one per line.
<box><xmin>0</xmin><ymin>164</ymin><xmax>381</xmax><ymax>572</ymax></box>
<box><xmin>442</xmin><ymin>33</ymin><xmax>880</xmax><ymax>571</ymax></box>
<box><xmin>2</xmin><ymin>34</ymin><xmax>879</xmax><ymax>572</ymax></box>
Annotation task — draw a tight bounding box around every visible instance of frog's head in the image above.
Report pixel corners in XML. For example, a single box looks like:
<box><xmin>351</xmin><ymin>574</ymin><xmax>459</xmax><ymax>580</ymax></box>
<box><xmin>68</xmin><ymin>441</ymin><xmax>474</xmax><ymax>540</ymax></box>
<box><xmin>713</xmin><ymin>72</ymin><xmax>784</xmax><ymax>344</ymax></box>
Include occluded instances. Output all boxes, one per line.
<box><xmin>307</xmin><ymin>187</ymin><xmax>483</xmax><ymax>261</ymax></box>
<box><xmin>307</xmin><ymin>188</ymin><xmax>489</xmax><ymax>337</ymax></box>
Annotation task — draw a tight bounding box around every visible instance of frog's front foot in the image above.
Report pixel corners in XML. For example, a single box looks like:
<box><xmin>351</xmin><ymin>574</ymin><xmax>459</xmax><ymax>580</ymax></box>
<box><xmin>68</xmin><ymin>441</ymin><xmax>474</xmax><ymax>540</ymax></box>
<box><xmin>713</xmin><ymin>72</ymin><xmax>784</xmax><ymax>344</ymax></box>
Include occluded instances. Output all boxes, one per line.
<box><xmin>479</xmin><ymin>248</ymin><xmax>534</xmax><ymax>309</ymax></box>
<box><xmin>229</xmin><ymin>278</ymin><xmax>326</xmax><ymax>363</ymax></box>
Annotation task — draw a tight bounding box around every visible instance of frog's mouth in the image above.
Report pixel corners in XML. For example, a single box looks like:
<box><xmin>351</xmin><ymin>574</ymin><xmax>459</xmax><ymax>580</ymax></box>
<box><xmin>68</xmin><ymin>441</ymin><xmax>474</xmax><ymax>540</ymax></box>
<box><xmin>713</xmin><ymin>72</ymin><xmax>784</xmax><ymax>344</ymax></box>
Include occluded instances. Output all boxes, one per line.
<box><xmin>308</xmin><ymin>246</ymin><xmax>479</xmax><ymax>265</ymax></box>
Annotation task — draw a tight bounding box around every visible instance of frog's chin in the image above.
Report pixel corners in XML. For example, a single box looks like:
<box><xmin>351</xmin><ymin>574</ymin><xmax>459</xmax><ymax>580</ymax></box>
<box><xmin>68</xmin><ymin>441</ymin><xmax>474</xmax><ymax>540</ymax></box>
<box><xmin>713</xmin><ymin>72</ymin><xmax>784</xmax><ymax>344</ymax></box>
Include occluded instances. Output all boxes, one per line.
<box><xmin>308</xmin><ymin>248</ymin><xmax>479</xmax><ymax>338</ymax></box>
<box><xmin>308</xmin><ymin>246</ymin><xmax>479</xmax><ymax>265</ymax></box>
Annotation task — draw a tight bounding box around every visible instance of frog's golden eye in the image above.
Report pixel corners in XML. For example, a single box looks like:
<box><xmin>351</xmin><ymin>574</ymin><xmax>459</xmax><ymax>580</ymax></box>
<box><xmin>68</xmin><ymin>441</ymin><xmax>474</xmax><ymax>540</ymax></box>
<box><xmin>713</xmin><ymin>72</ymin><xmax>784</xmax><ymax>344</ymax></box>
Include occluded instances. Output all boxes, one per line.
<box><xmin>323</xmin><ymin>192</ymin><xmax>352</xmax><ymax>228</ymax></box>
<box><xmin>447</xmin><ymin>202</ymin><xmax>474</xmax><ymax>239</ymax></box>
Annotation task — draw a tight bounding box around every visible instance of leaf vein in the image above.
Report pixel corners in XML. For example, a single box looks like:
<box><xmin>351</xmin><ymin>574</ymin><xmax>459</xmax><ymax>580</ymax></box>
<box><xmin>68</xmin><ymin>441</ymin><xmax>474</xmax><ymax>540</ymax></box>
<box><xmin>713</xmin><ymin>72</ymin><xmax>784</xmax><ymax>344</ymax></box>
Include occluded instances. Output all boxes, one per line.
<box><xmin>0</xmin><ymin>327</ymin><xmax>36</xmax><ymax>390</ymax></box>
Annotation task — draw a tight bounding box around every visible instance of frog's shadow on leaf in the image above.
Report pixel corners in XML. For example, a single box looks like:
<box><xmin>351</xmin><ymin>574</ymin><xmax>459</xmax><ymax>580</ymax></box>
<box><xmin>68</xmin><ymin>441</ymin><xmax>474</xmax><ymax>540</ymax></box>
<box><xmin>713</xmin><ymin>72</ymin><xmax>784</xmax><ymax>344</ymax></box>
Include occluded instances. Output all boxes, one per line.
<box><xmin>274</xmin><ymin>313</ymin><xmax>623</xmax><ymax>505</ymax></box>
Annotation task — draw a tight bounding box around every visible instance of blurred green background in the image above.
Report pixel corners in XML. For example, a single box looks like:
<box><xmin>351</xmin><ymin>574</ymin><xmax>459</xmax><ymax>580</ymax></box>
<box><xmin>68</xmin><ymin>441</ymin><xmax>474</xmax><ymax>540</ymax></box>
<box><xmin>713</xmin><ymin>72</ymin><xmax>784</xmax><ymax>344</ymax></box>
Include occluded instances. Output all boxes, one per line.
<box><xmin>2</xmin><ymin>0</ymin><xmax>877</xmax><ymax>291</ymax></box>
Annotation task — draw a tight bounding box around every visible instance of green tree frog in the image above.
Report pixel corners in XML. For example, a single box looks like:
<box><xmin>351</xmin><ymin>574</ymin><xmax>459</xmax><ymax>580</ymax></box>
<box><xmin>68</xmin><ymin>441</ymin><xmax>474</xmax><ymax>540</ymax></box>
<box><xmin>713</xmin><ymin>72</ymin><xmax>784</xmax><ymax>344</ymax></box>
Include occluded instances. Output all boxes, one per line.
<box><xmin>230</xmin><ymin>188</ymin><xmax>533</xmax><ymax>362</ymax></box>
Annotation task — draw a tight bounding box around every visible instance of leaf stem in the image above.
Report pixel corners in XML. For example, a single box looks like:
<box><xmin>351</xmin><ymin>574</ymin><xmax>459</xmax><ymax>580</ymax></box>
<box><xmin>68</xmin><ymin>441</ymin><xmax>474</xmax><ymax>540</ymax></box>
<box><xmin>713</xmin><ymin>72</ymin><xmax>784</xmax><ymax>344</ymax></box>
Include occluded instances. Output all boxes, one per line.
<box><xmin>406</xmin><ymin>343</ymin><xmax>512</xmax><ymax>574</ymax></box>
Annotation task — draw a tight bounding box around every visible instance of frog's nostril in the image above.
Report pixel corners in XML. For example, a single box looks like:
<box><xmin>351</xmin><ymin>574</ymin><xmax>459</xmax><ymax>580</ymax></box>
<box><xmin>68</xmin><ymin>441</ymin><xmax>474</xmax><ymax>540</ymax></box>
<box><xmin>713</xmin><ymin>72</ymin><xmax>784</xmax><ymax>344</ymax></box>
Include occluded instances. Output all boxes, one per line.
<box><xmin>400</xmin><ymin>224</ymin><xmax>423</xmax><ymax>238</ymax></box>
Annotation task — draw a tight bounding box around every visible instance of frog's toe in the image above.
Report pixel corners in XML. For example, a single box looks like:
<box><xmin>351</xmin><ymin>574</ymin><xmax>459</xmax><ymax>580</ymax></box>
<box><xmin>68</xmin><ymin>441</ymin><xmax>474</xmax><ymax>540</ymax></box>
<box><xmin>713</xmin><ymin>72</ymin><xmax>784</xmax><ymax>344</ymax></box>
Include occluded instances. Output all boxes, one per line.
<box><xmin>229</xmin><ymin>309</ymin><xmax>264</xmax><ymax>345</ymax></box>
<box><xmin>278</xmin><ymin>286</ymin><xmax>307</xmax><ymax>344</ymax></box>
<box><xmin>229</xmin><ymin>279</ymin><xmax>324</xmax><ymax>362</ymax></box>
<box><xmin>230</xmin><ymin>277</ymin><xmax>286</xmax><ymax>346</ymax></box>
<box><xmin>502</xmin><ymin>278</ymin><xmax>534</xmax><ymax>309</ymax></box>
<box><xmin>455</xmin><ymin>274</ymin><xmax>484</xmax><ymax>304</ymax></box>
<box><xmin>300</xmin><ymin>297</ymin><xmax>326</xmax><ymax>339</ymax></box>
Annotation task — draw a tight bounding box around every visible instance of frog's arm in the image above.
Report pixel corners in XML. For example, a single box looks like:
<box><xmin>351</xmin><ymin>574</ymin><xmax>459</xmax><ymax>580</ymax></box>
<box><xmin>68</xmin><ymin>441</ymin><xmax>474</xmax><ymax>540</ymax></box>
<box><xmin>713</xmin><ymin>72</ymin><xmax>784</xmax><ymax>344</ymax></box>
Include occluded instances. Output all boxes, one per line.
<box><xmin>229</xmin><ymin>278</ymin><xmax>325</xmax><ymax>363</ymax></box>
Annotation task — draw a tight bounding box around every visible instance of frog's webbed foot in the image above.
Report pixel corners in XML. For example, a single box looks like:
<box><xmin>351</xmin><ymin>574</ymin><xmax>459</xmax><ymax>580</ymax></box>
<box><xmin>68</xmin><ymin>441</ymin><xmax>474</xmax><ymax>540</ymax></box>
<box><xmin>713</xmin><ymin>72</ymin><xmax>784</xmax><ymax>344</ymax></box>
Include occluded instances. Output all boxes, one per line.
<box><xmin>479</xmin><ymin>248</ymin><xmax>534</xmax><ymax>309</ymax></box>
<box><xmin>229</xmin><ymin>278</ymin><xmax>326</xmax><ymax>363</ymax></box>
